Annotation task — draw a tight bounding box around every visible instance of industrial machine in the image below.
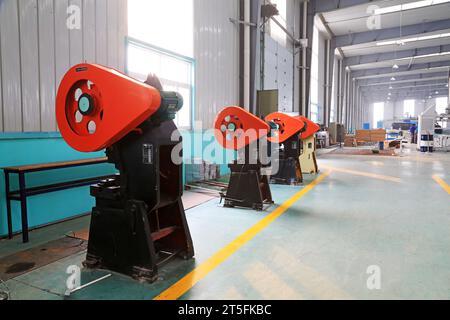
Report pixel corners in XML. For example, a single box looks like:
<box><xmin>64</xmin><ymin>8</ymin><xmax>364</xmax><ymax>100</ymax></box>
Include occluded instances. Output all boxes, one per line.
<box><xmin>56</xmin><ymin>63</ymin><xmax>194</xmax><ymax>282</ymax></box>
<box><xmin>418</xmin><ymin>105</ymin><xmax>437</xmax><ymax>152</ymax></box>
<box><xmin>215</xmin><ymin>106</ymin><xmax>274</xmax><ymax>210</ymax></box>
<box><xmin>329</xmin><ymin>122</ymin><xmax>345</xmax><ymax>145</ymax></box>
<box><xmin>214</xmin><ymin>107</ymin><xmax>317</xmax><ymax>209</ymax></box>
<box><xmin>297</xmin><ymin>116</ymin><xmax>320</xmax><ymax>174</ymax></box>
<box><xmin>265</xmin><ymin>112</ymin><xmax>305</xmax><ymax>185</ymax></box>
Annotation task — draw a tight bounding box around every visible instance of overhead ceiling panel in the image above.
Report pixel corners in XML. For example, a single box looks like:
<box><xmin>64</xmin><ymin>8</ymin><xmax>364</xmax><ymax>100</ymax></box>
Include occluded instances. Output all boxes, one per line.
<box><xmin>349</xmin><ymin>52</ymin><xmax>450</xmax><ymax>70</ymax></box>
<box><xmin>355</xmin><ymin>66</ymin><xmax>450</xmax><ymax>80</ymax></box>
<box><xmin>322</xmin><ymin>0</ymin><xmax>450</xmax><ymax>36</ymax></box>
<box><xmin>360</xmin><ymin>77</ymin><xmax>448</xmax><ymax>88</ymax></box>
<box><xmin>341</xmin><ymin>29</ymin><xmax>450</xmax><ymax>57</ymax></box>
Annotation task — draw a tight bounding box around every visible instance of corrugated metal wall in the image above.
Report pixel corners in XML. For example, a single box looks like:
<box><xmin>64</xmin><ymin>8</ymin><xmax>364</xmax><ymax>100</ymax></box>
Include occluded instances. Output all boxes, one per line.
<box><xmin>263</xmin><ymin>34</ymin><xmax>294</xmax><ymax>113</ymax></box>
<box><xmin>0</xmin><ymin>0</ymin><xmax>127</xmax><ymax>132</ymax></box>
<box><xmin>194</xmin><ymin>0</ymin><xmax>240</xmax><ymax>128</ymax></box>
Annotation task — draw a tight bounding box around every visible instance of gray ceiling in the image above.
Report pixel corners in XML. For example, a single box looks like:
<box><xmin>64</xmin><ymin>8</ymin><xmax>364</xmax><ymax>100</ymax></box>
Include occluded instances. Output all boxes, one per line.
<box><xmin>318</xmin><ymin>0</ymin><xmax>450</xmax><ymax>102</ymax></box>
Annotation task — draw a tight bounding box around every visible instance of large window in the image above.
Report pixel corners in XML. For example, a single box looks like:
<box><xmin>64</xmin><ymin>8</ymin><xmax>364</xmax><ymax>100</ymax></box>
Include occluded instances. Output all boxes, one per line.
<box><xmin>436</xmin><ymin>97</ymin><xmax>448</xmax><ymax>115</ymax></box>
<box><xmin>403</xmin><ymin>99</ymin><xmax>415</xmax><ymax>118</ymax></box>
<box><xmin>128</xmin><ymin>0</ymin><xmax>193</xmax><ymax>58</ymax></box>
<box><xmin>309</xmin><ymin>25</ymin><xmax>319</xmax><ymax>123</ymax></box>
<box><xmin>373</xmin><ymin>102</ymin><xmax>384</xmax><ymax>129</ymax></box>
<box><xmin>127</xmin><ymin>39</ymin><xmax>194</xmax><ymax>129</ymax></box>
<box><xmin>127</xmin><ymin>0</ymin><xmax>194</xmax><ymax>129</ymax></box>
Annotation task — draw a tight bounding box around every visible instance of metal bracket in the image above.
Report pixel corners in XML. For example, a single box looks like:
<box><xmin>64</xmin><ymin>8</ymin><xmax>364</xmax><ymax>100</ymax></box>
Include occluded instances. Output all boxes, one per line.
<box><xmin>229</xmin><ymin>17</ymin><xmax>256</xmax><ymax>27</ymax></box>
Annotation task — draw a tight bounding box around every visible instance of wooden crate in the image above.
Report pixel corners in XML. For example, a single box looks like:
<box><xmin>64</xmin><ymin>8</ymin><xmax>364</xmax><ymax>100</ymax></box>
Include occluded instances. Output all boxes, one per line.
<box><xmin>356</xmin><ymin>129</ymin><xmax>386</xmax><ymax>143</ymax></box>
<box><xmin>344</xmin><ymin>134</ymin><xmax>357</xmax><ymax>147</ymax></box>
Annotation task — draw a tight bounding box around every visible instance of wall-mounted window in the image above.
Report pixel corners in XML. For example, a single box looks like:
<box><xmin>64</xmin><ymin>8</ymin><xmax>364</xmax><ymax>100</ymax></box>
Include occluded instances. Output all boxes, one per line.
<box><xmin>127</xmin><ymin>0</ymin><xmax>194</xmax><ymax>129</ymax></box>
<box><xmin>126</xmin><ymin>39</ymin><xmax>194</xmax><ymax>129</ymax></box>
<box><xmin>403</xmin><ymin>99</ymin><xmax>415</xmax><ymax>118</ymax></box>
<box><xmin>128</xmin><ymin>0</ymin><xmax>193</xmax><ymax>58</ymax></box>
<box><xmin>309</xmin><ymin>25</ymin><xmax>319</xmax><ymax>123</ymax></box>
<box><xmin>373</xmin><ymin>102</ymin><xmax>384</xmax><ymax>129</ymax></box>
<box><xmin>436</xmin><ymin>97</ymin><xmax>448</xmax><ymax>115</ymax></box>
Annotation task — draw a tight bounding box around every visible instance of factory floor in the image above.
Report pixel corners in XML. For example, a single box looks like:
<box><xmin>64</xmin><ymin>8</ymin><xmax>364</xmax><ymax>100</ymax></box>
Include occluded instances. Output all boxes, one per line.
<box><xmin>1</xmin><ymin>145</ymin><xmax>449</xmax><ymax>300</ymax></box>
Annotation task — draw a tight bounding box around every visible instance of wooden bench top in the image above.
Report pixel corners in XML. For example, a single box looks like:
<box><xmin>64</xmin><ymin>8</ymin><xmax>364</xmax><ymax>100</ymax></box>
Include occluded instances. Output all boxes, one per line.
<box><xmin>3</xmin><ymin>157</ymin><xmax>109</xmax><ymax>172</ymax></box>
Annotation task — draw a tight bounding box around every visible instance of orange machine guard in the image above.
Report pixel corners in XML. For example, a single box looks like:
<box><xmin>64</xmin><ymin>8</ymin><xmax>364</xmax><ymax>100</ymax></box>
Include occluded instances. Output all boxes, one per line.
<box><xmin>295</xmin><ymin>116</ymin><xmax>320</xmax><ymax>139</ymax></box>
<box><xmin>265</xmin><ymin>112</ymin><xmax>305</xmax><ymax>143</ymax></box>
<box><xmin>56</xmin><ymin>63</ymin><xmax>161</xmax><ymax>152</ymax></box>
<box><xmin>214</xmin><ymin>106</ymin><xmax>270</xmax><ymax>150</ymax></box>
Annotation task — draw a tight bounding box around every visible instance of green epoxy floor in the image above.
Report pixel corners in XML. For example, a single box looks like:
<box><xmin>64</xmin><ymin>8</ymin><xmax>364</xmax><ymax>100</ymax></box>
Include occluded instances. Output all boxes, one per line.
<box><xmin>1</xmin><ymin>146</ymin><xmax>450</xmax><ymax>300</ymax></box>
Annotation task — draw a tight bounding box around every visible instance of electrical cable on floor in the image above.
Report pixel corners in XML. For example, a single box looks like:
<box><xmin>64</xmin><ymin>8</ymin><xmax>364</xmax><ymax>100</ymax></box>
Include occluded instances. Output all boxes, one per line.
<box><xmin>64</xmin><ymin>231</ymin><xmax>88</xmax><ymax>248</ymax></box>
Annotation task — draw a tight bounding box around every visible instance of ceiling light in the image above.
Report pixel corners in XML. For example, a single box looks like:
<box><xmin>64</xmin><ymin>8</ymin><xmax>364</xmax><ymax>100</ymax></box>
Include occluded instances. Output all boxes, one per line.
<box><xmin>396</xmin><ymin>51</ymin><xmax>450</xmax><ymax>61</ymax></box>
<box><xmin>435</xmin><ymin>91</ymin><xmax>439</xmax><ymax>94</ymax></box>
<box><xmin>388</xmin><ymin>92</ymin><xmax>391</xmax><ymax>96</ymax></box>
<box><xmin>389</xmin><ymin>86</ymin><xmax>393</xmax><ymax>89</ymax></box>
<box><xmin>428</xmin><ymin>95</ymin><xmax>432</xmax><ymax>99</ymax></box>
<box><xmin>374</xmin><ymin>0</ymin><xmax>450</xmax><ymax>15</ymax></box>
<box><xmin>391</xmin><ymin>77</ymin><xmax>396</xmax><ymax>81</ymax></box>
<box><xmin>374</xmin><ymin>5</ymin><xmax>402</xmax><ymax>15</ymax></box>
<box><xmin>392</xmin><ymin>64</ymin><xmax>399</xmax><ymax>69</ymax></box>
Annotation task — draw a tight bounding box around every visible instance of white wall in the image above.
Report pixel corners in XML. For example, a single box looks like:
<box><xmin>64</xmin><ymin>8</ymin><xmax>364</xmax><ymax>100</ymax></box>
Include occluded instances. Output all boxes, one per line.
<box><xmin>194</xmin><ymin>0</ymin><xmax>240</xmax><ymax>127</ymax></box>
<box><xmin>0</xmin><ymin>0</ymin><xmax>127</xmax><ymax>132</ymax></box>
<box><xmin>316</xmin><ymin>30</ymin><xmax>326</xmax><ymax>124</ymax></box>
<box><xmin>366</xmin><ymin>98</ymin><xmax>437</xmax><ymax>129</ymax></box>
<box><xmin>262</xmin><ymin>0</ymin><xmax>299</xmax><ymax>114</ymax></box>
<box><xmin>263</xmin><ymin>34</ymin><xmax>294</xmax><ymax>112</ymax></box>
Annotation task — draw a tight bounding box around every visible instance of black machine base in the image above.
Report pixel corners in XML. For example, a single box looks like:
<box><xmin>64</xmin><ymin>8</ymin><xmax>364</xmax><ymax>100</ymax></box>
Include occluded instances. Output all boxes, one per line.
<box><xmin>84</xmin><ymin>181</ymin><xmax>194</xmax><ymax>283</ymax></box>
<box><xmin>82</xmin><ymin>120</ymin><xmax>194</xmax><ymax>283</ymax></box>
<box><xmin>221</xmin><ymin>163</ymin><xmax>274</xmax><ymax>211</ymax></box>
<box><xmin>270</xmin><ymin>158</ymin><xmax>303</xmax><ymax>185</ymax></box>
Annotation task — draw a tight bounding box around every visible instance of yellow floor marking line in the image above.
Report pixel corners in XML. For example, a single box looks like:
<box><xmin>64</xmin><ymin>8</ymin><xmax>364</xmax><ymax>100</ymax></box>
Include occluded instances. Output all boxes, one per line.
<box><xmin>432</xmin><ymin>175</ymin><xmax>450</xmax><ymax>195</ymax></box>
<box><xmin>321</xmin><ymin>165</ymin><xmax>401</xmax><ymax>183</ymax></box>
<box><xmin>154</xmin><ymin>171</ymin><xmax>332</xmax><ymax>300</ymax></box>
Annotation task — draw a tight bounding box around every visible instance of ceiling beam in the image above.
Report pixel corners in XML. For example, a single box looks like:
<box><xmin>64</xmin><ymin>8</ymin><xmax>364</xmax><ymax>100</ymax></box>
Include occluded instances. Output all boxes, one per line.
<box><xmin>354</xmin><ymin>65</ymin><xmax>450</xmax><ymax>80</ymax></box>
<box><xmin>335</xmin><ymin>19</ymin><xmax>450</xmax><ymax>47</ymax></box>
<box><xmin>359</xmin><ymin>75</ymin><xmax>449</xmax><ymax>86</ymax></box>
<box><xmin>348</xmin><ymin>51</ymin><xmax>450</xmax><ymax>71</ymax></box>
<box><xmin>340</xmin><ymin>28</ymin><xmax>450</xmax><ymax>57</ymax></box>
<box><xmin>361</xmin><ymin>83</ymin><xmax>448</xmax><ymax>91</ymax></box>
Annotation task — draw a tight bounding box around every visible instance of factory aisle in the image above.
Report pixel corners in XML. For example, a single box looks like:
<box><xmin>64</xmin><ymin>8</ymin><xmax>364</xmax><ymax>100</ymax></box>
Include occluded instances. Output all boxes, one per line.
<box><xmin>3</xmin><ymin>148</ymin><xmax>450</xmax><ymax>300</ymax></box>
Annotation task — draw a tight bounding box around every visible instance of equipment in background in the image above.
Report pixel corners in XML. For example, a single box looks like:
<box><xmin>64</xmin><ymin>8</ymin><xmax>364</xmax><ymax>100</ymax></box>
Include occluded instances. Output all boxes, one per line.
<box><xmin>434</xmin><ymin>133</ymin><xmax>450</xmax><ymax>151</ymax></box>
<box><xmin>329</xmin><ymin>123</ymin><xmax>345</xmax><ymax>145</ymax></box>
<box><xmin>434</xmin><ymin>107</ymin><xmax>450</xmax><ymax>151</ymax></box>
<box><xmin>297</xmin><ymin>116</ymin><xmax>320</xmax><ymax>174</ymax></box>
<box><xmin>56</xmin><ymin>63</ymin><xmax>194</xmax><ymax>283</ymax></box>
<box><xmin>418</xmin><ymin>105</ymin><xmax>437</xmax><ymax>153</ymax></box>
<box><xmin>316</xmin><ymin>131</ymin><xmax>330</xmax><ymax>149</ymax></box>
<box><xmin>215</xmin><ymin>106</ymin><xmax>274</xmax><ymax>211</ymax></box>
<box><xmin>256</xmin><ymin>89</ymin><xmax>279</xmax><ymax>118</ymax></box>
<box><xmin>265</xmin><ymin>112</ymin><xmax>305</xmax><ymax>185</ymax></box>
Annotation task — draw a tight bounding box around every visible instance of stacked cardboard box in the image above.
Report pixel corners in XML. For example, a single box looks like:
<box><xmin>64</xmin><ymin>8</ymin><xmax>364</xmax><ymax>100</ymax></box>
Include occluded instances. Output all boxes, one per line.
<box><xmin>370</xmin><ymin>129</ymin><xmax>387</xmax><ymax>142</ymax></box>
<box><xmin>344</xmin><ymin>134</ymin><xmax>357</xmax><ymax>147</ymax></box>
<box><xmin>356</xmin><ymin>129</ymin><xmax>386</xmax><ymax>143</ymax></box>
